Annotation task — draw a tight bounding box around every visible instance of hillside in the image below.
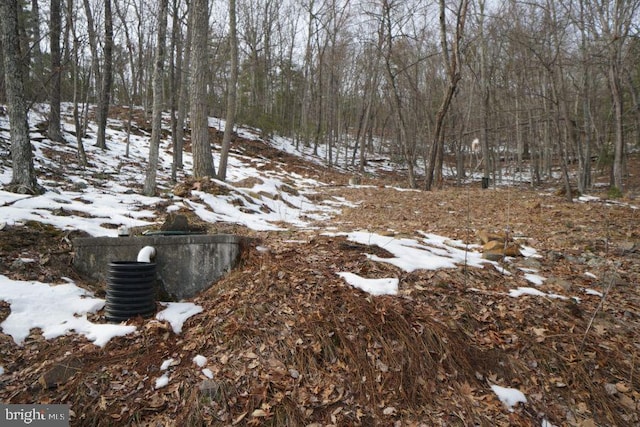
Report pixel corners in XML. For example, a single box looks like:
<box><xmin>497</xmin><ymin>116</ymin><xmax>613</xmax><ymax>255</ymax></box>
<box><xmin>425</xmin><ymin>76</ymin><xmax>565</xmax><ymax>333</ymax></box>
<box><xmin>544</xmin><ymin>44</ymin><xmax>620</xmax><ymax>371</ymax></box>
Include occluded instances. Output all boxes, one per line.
<box><xmin>0</xmin><ymin>105</ymin><xmax>639</xmax><ymax>426</ymax></box>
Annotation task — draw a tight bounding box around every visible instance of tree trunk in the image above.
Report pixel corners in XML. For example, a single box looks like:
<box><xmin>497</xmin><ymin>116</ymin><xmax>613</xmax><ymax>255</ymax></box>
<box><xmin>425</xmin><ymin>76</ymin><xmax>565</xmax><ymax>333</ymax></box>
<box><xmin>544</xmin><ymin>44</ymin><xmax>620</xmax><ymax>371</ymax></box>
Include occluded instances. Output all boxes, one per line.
<box><xmin>218</xmin><ymin>0</ymin><xmax>238</xmax><ymax>181</ymax></box>
<box><xmin>425</xmin><ymin>0</ymin><xmax>468</xmax><ymax>191</ymax></box>
<box><xmin>190</xmin><ymin>0</ymin><xmax>215</xmax><ymax>178</ymax></box>
<box><xmin>175</xmin><ymin>3</ymin><xmax>192</xmax><ymax>176</ymax></box>
<box><xmin>48</xmin><ymin>0</ymin><xmax>64</xmax><ymax>142</ymax></box>
<box><xmin>169</xmin><ymin>0</ymin><xmax>182</xmax><ymax>182</ymax></box>
<box><xmin>610</xmin><ymin>61</ymin><xmax>625</xmax><ymax>191</ymax></box>
<box><xmin>144</xmin><ymin>0</ymin><xmax>169</xmax><ymax>196</ymax></box>
<box><xmin>69</xmin><ymin>3</ymin><xmax>88</xmax><ymax>167</ymax></box>
<box><xmin>95</xmin><ymin>0</ymin><xmax>113</xmax><ymax>150</ymax></box>
<box><xmin>82</xmin><ymin>0</ymin><xmax>101</xmax><ymax>109</ymax></box>
<box><xmin>0</xmin><ymin>0</ymin><xmax>41</xmax><ymax>194</ymax></box>
<box><xmin>29</xmin><ymin>0</ymin><xmax>45</xmax><ymax>100</ymax></box>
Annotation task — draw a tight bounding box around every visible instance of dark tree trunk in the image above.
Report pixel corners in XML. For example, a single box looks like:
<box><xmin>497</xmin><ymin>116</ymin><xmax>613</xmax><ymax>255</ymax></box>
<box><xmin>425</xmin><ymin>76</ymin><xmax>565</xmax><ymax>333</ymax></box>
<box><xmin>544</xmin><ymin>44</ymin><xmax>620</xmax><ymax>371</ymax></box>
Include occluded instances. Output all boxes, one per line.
<box><xmin>190</xmin><ymin>0</ymin><xmax>215</xmax><ymax>178</ymax></box>
<box><xmin>48</xmin><ymin>0</ymin><xmax>64</xmax><ymax>142</ymax></box>
<box><xmin>218</xmin><ymin>0</ymin><xmax>238</xmax><ymax>181</ymax></box>
<box><xmin>95</xmin><ymin>0</ymin><xmax>113</xmax><ymax>150</ymax></box>
<box><xmin>143</xmin><ymin>0</ymin><xmax>169</xmax><ymax>196</ymax></box>
<box><xmin>0</xmin><ymin>0</ymin><xmax>41</xmax><ymax>194</ymax></box>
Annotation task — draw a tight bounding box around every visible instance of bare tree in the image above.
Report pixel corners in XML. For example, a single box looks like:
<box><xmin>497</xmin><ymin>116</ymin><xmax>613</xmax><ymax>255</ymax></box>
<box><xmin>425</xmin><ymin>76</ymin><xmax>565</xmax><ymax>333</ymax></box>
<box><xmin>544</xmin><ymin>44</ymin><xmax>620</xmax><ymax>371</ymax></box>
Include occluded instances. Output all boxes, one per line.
<box><xmin>169</xmin><ymin>0</ymin><xmax>186</xmax><ymax>182</ymax></box>
<box><xmin>48</xmin><ymin>0</ymin><xmax>64</xmax><ymax>143</ymax></box>
<box><xmin>380</xmin><ymin>0</ymin><xmax>416</xmax><ymax>188</ymax></box>
<box><xmin>95</xmin><ymin>0</ymin><xmax>114</xmax><ymax>150</ymax></box>
<box><xmin>218</xmin><ymin>0</ymin><xmax>239</xmax><ymax>181</ymax></box>
<box><xmin>589</xmin><ymin>0</ymin><xmax>640</xmax><ymax>191</ymax></box>
<box><xmin>0</xmin><ymin>0</ymin><xmax>41</xmax><ymax>194</ymax></box>
<box><xmin>29</xmin><ymin>0</ymin><xmax>45</xmax><ymax>100</ymax></box>
<box><xmin>190</xmin><ymin>0</ymin><xmax>215</xmax><ymax>178</ymax></box>
<box><xmin>144</xmin><ymin>0</ymin><xmax>169</xmax><ymax>196</ymax></box>
<box><xmin>174</xmin><ymin>0</ymin><xmax>192</xmax><ymax>178</ymax></box>
<box><xmin>424</xmin><ymin>0</ymin><xmax>469</xmax><ymax>190</ymax></box>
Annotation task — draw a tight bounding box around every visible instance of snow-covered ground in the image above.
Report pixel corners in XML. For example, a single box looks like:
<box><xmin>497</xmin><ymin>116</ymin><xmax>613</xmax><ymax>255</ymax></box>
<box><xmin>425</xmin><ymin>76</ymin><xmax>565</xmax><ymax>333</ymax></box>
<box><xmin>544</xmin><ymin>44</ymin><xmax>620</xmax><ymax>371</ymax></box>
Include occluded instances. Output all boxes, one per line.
<box><xmin>0</xmin><ymin>105</ymin><xmax>607</xmax><ymax>419</ymax></box>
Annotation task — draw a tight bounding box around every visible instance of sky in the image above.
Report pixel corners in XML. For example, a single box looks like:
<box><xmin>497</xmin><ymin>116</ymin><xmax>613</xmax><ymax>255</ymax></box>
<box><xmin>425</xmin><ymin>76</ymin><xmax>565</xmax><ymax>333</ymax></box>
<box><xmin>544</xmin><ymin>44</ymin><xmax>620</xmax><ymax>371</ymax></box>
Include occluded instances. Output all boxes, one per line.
<box><xmin>0</xmin><ymin>104</ymin><xmax>609</xmax><ymax>421</ymax></box>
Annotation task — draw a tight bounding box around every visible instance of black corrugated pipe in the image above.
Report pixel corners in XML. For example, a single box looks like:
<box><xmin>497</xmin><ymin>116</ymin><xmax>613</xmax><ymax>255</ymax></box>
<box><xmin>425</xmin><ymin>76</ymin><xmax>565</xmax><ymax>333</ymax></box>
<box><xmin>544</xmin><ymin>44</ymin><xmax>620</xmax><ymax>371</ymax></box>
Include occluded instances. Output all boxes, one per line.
<box><xmin>105</xmin><ymin>247</ymin><xmax>157</xmax><ymax>322</ymax></box>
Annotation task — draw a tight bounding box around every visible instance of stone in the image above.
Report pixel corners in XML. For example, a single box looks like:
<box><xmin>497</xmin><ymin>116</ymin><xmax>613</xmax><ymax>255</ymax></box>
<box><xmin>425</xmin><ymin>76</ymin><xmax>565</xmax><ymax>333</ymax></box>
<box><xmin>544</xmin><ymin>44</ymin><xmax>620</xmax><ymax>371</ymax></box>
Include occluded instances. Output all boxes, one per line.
<box><xmin>482</xmin><ymin>240</ymin><xmax>522</xmax><ymax>260</ymax></box>
<box><xmin>37</xmin><ymin>357</ymin><xmax>82</xmax><ymax>389</ymax></box>
<box><xmin>160</xmin><ymin>213</ymin><xmax>190</xmax><ymax>232</ymax></box>
<box><xmin>516</xmin><ymin>257</ymin><xmax>542</xmax><ymax>270</ymax></box>
<box><xmin>478</xmin><ymin>229</ymin><xmax>507</xmax><ymax>245</ymax></box>
<box><xmin>547</xmin><ymin>277</ymin><xmax>572</xmax><ymax>291</ymax></box>
<box><xmin>482</xmin><ymin>251</ymin><xmax>505</xmax><ymax>261</ymax></box>
<box><xmin>618</xmin><ymin>241</ymin><xmax>636</xmax><ymax>253</ymax></box>
<box><xmin>482</xmin><ymin>240</ymin><xmax>521</xmax><ymax>256</ymax></box>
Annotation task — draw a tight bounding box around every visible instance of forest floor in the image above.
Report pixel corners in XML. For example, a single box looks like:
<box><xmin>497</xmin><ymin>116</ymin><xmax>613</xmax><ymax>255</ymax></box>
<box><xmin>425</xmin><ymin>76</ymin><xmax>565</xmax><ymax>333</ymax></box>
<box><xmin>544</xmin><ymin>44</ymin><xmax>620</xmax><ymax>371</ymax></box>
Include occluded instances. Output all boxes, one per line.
<box><xmin>0</xmin><ymin>131</ymin><xmax>639</xmax><ymax>426</ymax></box>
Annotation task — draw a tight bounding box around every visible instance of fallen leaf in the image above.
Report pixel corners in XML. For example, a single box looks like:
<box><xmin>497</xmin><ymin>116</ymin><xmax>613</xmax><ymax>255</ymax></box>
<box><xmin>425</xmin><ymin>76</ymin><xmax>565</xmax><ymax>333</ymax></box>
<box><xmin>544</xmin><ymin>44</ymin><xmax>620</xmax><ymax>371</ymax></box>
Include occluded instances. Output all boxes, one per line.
<box><xmin>618</xmin><ymin>394</ymin><xmax>636</xmax><ymax>410</ymax></box>
<box><xmin>251</xmin><ymin>409</ymin><xmax>267</xmax><ymax>417</ymax></box>
<box><xmin>232</xmin><ymin>412</ymin><xmax>247</xmax><ymax>425</ymax></box>
<box><xmin>615</xmin><ymin>382</ymin><xmax>630</xmax><ymax>393</ymax></box>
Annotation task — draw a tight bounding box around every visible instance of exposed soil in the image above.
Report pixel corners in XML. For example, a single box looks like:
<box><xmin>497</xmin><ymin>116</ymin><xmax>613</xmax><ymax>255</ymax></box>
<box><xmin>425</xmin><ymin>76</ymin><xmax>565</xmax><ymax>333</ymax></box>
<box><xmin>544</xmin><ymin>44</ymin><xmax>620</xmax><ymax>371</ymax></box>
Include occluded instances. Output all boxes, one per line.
<box><xmin>0</xmin><ymin>138</ymin><xmax>639</xmax><ymax>426</ymax></box>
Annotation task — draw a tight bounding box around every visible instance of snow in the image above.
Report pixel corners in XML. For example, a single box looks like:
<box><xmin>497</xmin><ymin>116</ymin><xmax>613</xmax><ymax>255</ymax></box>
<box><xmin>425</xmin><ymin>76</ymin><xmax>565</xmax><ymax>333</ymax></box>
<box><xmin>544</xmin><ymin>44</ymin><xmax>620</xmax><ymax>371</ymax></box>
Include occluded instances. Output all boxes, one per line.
<box><xmin>509</xmin><ymin>287</ymin><xmax>568</xmax><ymax>300</ymax></box>
<box><xmin>584</xmin><ymin>288</ymin><xmax>603</xmax><ymax>297</ymax></box>
<box><xmin>160</xmin><ymin>358</ymin><xmax>175</xmax><ymax>371</ymax></box>
<box><xmin>155</xmin><ymin>302</ymin><xmax>203</xmax><ymax>334</ymax></box>
<box><xmin>0</xmin><ymin>273</ymin><xmax>205</xmax><ymax>347</ymax></box>
<box><xmin>329</xmin><ymin>230</ymin><xmax>490</xmax><ymax>273</ymax></box>
<box><xmin>0</xmin><ymin>274</ymin><xmax>131</xmax><ymax>347</ymax></box>
<box><xmin>337</xmin><ymin>272</ymin><xmax>399</xmax><ymax>296</ymax></box>
<box><xmin>490</xmin><ymin>384</ymin><xmax>527</xmax><ymax>411</ymax></box>
<box><xmin>523</xmin><ymin>272</ymin><xmax>546</xmax><ymax>286</ymax></box>
<box><xmin>1</xmin><ymin>106</ymin><xmax>343</xmax><ymax>237</ymax></box>
<box><xmin>155</xmin><ymin>374</ymin><xmax>170</xmax><ymax>389</ymax></box>
<box><xmin>193</xmin><ymin>355</ymin><xmax>208</xmax><ymax>367</ymax></box>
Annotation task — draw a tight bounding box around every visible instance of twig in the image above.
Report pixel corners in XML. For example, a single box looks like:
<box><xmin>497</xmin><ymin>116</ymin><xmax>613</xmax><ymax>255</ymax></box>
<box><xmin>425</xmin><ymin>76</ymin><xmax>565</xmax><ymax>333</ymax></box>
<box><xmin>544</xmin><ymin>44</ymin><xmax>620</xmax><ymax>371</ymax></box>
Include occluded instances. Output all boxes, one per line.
<box><xmin>630</xmin><ymin>350</ymin><xmax>635</xmax><ymax>389</ymax></box>
<box><xmin>579</xmin><ymin>275</ymin><xmax>615</xmax><ymax>353</ymax></box>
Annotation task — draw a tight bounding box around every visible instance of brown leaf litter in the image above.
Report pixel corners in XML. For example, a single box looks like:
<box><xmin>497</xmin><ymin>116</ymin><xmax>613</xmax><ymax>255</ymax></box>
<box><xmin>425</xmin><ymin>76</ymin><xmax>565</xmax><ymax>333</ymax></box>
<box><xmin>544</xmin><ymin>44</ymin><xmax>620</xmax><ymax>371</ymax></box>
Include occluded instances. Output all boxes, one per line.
<box><xmin>0</xmin><ymin>151</ymin><xmax>639</xmax><ymax>426</ymax></box>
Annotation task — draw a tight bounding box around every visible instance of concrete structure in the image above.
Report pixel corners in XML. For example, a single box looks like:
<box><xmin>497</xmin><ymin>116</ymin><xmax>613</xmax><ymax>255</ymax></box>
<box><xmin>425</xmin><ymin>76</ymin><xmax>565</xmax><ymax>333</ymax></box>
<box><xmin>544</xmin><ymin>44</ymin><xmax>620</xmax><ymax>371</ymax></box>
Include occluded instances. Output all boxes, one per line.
<box><xmin>73</xmin><ymin>234</ymin><xmax>246</xmax><ymax>300</ymax></box>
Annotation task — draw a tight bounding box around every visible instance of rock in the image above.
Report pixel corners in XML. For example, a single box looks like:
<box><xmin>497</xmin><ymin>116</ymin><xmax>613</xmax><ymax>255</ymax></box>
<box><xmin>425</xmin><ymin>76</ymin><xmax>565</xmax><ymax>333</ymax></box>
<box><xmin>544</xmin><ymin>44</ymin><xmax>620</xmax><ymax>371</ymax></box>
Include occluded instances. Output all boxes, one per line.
<box><xmin>160</xmin><ymin>213</ymin><xmax>190</xmax><ymax>232</ymax></box>
<box><xmin>199</xmin><ymin>379</ymin><xmax>222</xmax><ymax>399</ymax></box>
<box><xmin>478</xmin><ymin>229</ymin><xmax>507</xmax><ymax>245</ymax></box>
<box><xmin>37</xmin><ymin>357</ymin><xmax>82</xmax><ymax>389</ymax></box>
<box><xmin>547</xmin><ymin>277</ymin><xmax>572</xmax><ymax>291</ymax></box>
<box><xmin>604</xmin><ymin>383</ymin><xmax>618</xmax><ymax>396</ymax></box>
<box><xmin>618</xmin><ymin>241</ymin><xmax>636</xmax><ymax>253</ymax></box>
<box><xmin>482</xmin><ymin>251</ymin><xmax>505</xmax><ymax>261</ymax></box>
<box><xmin>517</xmin><ymin>258</ymin><xmax>542</xmax><ymax>270</ymax></box>
<box><xmin>482</xmin><ymin>240</ymin><xmax>522</xmax><ymax>259</ymax></box>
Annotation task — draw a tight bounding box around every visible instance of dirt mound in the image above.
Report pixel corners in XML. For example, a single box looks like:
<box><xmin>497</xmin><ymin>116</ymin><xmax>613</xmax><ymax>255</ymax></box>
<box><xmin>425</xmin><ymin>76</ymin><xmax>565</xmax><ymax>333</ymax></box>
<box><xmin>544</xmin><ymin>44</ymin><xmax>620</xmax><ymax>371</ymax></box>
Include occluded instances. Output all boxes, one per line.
<box><xmin>1</xmin><ymin>222</ymin><xmax>638</xmax><ymax>425</ymax></box>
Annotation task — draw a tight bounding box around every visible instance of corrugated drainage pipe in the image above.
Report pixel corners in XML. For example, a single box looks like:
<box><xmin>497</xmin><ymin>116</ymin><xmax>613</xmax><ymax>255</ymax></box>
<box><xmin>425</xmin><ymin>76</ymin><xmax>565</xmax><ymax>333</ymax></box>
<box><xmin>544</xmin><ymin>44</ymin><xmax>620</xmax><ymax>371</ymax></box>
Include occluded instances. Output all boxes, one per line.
<box><xmin>105</xmin><ymin>256</ymin><xmax>157</xmax><ymax>322</ymax></box>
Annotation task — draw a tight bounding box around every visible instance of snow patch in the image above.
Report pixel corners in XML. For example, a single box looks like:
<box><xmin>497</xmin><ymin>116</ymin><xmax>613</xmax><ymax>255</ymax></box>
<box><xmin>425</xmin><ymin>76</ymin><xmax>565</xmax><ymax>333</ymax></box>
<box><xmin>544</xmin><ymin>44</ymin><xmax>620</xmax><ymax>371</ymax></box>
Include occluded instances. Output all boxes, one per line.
<box><xmin>0</xmin><ymin>275</ymin><xmax>134</xmax><ymax>347</ymax></box>
<box><xmin>156</xmin><ymin>302</ymin><xmax>203</xmax><ymax>334</ymax></box>
<box><xmin>193</xmin><ymin>355</ymin><xmax>208</xmax><ymax>368</ymax></box>
<box><xmin>337</xmin><ymin>272</ymin><xmax>398</xmax><ymax>296</ymax></box>
<box><xmin>490</xmin><ymin>384</ymin><xmax>527</xmax><ymax>411</ymax></box>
